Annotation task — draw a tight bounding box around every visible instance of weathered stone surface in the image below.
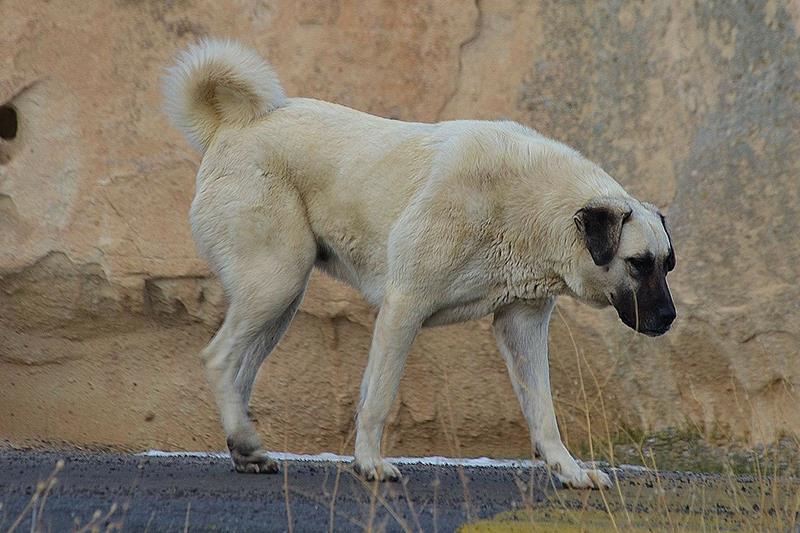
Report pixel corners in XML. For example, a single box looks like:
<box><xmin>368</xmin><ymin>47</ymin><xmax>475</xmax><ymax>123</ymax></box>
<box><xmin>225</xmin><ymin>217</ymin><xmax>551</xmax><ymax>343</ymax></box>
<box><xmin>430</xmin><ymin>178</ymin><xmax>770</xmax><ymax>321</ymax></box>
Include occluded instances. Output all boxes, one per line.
<box><xmin>1</xmin><ymin>0</ymin><xmax>797</xmax><ymax>457</ymax></box>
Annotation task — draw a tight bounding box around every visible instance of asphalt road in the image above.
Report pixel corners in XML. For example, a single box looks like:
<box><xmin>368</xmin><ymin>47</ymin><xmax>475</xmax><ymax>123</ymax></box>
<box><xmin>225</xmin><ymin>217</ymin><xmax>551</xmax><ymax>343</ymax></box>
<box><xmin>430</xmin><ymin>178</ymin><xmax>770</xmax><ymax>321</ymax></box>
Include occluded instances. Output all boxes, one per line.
<box><xmin>0</xmin><ymin>450</ymin><xmax>555</xmax><ymax>532</ymax></box>
<box><xmin>4</xmin><ymin>450</ymin><xmax>785</xmax><ymax>532</ymax></box>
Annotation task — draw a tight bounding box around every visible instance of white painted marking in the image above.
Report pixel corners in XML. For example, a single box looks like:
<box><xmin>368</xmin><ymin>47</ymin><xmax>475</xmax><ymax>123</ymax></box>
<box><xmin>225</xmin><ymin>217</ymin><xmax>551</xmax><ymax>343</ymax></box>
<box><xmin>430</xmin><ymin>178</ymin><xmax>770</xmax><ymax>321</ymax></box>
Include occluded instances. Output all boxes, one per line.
<box><xmin>139</xmin><ymin>450</ymin><xmax>648</xmax><ymax>472</ymax></box>
<box><xmin>141</xmin><ymin>449</ymin><xmax>541</xmax><ymax>468</ymax></box>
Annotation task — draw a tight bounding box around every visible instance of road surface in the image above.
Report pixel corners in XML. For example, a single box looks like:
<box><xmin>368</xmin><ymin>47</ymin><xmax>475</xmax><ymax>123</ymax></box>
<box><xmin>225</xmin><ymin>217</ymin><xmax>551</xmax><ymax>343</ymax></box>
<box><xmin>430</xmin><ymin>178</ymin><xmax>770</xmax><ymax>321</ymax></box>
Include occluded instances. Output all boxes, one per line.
<box><xmin>1</xmin><ymin>449</ymin><xmax>782</xmax><ymax>532</ymax></box>
<box><xmin>0</xmin><ymin>449</ymin><xmax>555</xmax><ymax>532</ymax></box>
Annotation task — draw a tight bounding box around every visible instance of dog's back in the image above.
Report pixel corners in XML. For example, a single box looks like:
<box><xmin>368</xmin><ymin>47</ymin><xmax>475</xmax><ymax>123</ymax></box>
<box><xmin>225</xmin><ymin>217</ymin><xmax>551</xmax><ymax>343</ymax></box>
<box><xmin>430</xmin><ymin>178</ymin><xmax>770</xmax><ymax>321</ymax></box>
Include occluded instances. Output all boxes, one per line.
<box><xmin>165</xmin><ymin>39</ymin><xmax>502</xmax><ymax>300</ymax></box>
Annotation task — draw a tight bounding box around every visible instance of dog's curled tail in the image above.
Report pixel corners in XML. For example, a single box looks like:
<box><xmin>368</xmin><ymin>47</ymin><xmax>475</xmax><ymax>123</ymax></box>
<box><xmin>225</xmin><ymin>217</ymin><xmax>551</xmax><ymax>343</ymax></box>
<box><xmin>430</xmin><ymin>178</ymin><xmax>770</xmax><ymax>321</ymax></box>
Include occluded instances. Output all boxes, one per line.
<box><xmin>163</xmin><ymin>39</ymin><xmax>285</xmax><ymax>152</ymax></box>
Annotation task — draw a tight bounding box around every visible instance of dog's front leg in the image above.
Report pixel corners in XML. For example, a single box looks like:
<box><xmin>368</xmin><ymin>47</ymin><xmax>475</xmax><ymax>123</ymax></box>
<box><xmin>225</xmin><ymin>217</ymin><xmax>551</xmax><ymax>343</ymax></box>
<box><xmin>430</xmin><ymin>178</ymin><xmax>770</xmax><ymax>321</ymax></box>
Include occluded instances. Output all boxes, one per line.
<box><xmin>354</xmin><ymin>291</ymin><xmax>422</xmax><ymax>481</ymax></box>
<box><xmin>493</xmin><ymin>299</ymin><xmax>611</xmax><ymax>489</ymax></box>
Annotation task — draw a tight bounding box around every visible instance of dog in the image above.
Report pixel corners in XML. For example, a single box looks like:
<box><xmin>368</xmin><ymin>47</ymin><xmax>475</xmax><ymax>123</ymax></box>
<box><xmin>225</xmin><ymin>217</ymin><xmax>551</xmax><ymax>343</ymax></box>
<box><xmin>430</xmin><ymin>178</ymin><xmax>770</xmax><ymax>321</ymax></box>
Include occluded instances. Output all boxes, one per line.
<box><xmin>163</xmin><ymin>39</ymin><xmax>676</xmax><ymax>489</ymax></box>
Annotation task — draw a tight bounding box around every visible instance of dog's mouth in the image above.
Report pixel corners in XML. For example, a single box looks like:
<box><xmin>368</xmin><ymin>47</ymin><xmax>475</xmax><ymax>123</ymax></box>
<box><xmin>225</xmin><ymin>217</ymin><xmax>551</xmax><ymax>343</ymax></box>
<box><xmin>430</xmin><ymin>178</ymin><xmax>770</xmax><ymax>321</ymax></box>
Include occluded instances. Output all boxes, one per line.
<box><xmin>618</xmin><ymin>316</ymin><xmax>671</xmax><ymax>337</ymax></box>
<box><xmin>639</xmin><ymin>326</ymin><xmax>670</xmax><ymax>337</ymax></box>
<box><xmin>618</xmin><ymin>317</ymin><xmax>670</xmax><ymax>336</ymax></box>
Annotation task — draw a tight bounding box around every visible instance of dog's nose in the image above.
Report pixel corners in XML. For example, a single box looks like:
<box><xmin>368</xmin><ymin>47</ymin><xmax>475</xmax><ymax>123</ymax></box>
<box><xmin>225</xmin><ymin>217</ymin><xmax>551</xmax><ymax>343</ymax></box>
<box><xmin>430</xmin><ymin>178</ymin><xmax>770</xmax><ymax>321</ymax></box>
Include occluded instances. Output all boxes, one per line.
<box><xmin>658</xmin><ymin>305</ymin><xmax>676</xmax><ymax>326</ymax></box>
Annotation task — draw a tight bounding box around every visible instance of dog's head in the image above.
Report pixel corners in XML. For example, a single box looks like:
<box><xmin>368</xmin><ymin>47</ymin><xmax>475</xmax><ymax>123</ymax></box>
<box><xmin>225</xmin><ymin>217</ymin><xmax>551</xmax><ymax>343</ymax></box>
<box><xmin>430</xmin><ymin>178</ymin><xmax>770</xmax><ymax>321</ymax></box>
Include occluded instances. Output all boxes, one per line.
<box><xmin>571</xmin><ymin>197</ymin><xmax>676</xmax><ymax>336</ymax></box>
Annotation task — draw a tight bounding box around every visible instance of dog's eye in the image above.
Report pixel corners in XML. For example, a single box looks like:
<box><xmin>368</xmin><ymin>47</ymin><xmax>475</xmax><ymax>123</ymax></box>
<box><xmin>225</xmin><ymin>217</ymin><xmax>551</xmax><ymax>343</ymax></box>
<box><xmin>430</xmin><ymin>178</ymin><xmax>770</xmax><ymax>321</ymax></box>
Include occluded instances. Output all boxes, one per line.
<box><xmin>626</xmin><ymin>256</ymin><xmax>654</xmax><ymax>275</ymax></box>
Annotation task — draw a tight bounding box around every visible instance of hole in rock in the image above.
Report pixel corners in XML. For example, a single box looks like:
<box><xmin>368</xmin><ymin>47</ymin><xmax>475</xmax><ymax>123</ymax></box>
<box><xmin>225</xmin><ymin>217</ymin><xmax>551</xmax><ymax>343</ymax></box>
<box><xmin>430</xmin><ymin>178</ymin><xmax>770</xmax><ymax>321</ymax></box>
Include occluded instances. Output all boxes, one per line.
<box><xmin>0</xmin><ymin>105</ymin><xmax>17</xmax><ymax>140</ymax></box>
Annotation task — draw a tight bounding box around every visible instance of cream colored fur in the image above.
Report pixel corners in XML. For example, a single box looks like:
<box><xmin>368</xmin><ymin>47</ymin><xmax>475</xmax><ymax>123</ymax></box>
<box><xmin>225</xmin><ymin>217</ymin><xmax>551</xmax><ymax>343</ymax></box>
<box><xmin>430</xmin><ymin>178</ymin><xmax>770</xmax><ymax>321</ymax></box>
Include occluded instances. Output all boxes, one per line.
<box><xmin>163</xmin><ymin>39</ymin><xmax>673</xmax><ymax>489</ymax></box>
<box><xmin>163</xmin><ymin>39</ymin><xmax>285</xmax><ymax>151</ymax></box>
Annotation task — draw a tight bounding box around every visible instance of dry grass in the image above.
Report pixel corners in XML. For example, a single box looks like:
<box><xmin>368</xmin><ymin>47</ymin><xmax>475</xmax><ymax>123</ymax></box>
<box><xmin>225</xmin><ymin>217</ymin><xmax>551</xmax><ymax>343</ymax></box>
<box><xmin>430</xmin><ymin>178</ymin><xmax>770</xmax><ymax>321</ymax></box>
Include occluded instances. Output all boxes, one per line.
<box><xmin>3</xmin><ymin>458</ymin><xmax>124</xmax><ymax>532</ymax></box>
<box><xmin>461</xmin><ymin>466</ymin><xmax>800</xmax><ymax>533</ymax></box>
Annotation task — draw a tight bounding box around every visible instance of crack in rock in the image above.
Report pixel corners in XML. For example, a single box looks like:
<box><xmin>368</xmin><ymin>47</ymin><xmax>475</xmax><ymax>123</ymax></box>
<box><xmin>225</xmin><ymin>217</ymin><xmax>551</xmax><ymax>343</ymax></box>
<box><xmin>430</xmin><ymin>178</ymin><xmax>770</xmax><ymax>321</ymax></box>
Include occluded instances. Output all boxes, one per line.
<box><xmin>436</xmin><ymin>0</ymin><xmax>483</xmax><ymax>121</ymax></box>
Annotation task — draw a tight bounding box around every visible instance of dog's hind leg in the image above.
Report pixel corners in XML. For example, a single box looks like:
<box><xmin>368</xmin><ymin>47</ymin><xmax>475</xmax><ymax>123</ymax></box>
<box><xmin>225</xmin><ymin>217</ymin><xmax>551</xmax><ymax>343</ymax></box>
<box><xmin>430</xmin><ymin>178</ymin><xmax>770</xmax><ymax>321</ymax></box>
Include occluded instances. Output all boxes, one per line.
<box><xmin>234</xmin><ymin>287</ymin><xmax>307</xmax><ymax>410</ymax></box>
<box><xmin>197</xmin><ymin>185</ymin><xmax>316</xmax><ymax>474</ymax></box>
<box><xmin>202</xmin><ymin>255</ymin><xmax>313</xmax><ymax>473</ymax></box>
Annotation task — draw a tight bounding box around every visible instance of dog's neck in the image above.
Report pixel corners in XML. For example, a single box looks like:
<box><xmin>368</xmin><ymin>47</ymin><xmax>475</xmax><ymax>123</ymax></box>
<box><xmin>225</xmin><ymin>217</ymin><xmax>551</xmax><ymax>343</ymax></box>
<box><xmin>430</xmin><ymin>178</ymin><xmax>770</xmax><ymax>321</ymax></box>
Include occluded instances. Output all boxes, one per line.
<box><xmin>492</xmin><ymin>145</ymin><xmax>630</xmax><ymax>301</ymax></box>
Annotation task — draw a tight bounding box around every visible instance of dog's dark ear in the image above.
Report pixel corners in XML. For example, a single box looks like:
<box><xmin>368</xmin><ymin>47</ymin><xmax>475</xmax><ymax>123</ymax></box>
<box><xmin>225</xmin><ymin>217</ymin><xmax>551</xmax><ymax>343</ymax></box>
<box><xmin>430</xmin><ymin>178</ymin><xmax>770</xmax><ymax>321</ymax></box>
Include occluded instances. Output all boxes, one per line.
<box><xmin>574</xmin><ymin>198</ymin><xmax>632</xmax><ymax>266</ymax></box>
<box><xmin>659</xmin><ymin>213</ymin><xmax>676</xmax><ymax>272</ymax></box>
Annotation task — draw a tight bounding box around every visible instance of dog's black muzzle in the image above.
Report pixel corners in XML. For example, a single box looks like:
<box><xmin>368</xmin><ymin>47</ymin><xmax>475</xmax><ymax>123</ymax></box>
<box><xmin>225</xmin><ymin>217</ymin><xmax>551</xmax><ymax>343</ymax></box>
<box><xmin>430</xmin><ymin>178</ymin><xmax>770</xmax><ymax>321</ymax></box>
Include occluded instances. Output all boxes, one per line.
<box><xmin>612</xmin><ymin>278</ymin><xmax>676</xmax><ymax>336</ymax></box>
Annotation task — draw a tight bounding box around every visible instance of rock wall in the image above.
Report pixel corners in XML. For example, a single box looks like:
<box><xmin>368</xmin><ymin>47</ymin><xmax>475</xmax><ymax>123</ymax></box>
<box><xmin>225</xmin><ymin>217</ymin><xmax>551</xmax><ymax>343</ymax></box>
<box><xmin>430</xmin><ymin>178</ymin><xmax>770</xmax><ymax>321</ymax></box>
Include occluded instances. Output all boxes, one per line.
<box><xmin>1</xmin><ymin>0</ymin><xmax>798</xmax><ymax>457</ymax></box>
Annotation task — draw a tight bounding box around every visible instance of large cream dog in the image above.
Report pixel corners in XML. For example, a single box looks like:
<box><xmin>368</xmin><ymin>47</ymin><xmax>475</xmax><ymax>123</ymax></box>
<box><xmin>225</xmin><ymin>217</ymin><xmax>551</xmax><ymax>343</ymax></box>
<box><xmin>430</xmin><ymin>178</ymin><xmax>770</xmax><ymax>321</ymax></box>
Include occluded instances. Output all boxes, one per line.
<box><xmin>163</xmin><ymin>39</ymin><xmax>676</xmax><ymax>489</ymax></box>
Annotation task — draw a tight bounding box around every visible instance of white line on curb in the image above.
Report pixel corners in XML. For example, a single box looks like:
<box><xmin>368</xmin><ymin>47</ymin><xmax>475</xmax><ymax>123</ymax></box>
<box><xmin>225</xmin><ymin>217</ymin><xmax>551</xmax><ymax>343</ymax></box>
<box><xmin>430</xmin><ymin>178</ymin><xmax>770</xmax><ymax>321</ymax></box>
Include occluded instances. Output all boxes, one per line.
<box><xmin>141</xmin><ymin>450</ymin><xmax>541</xmax><ymax>468</ymax></box>
<box><xmin>139</xmin><ymin>450</ymin><xmax>650</xmax><ymax>472</ymax></box>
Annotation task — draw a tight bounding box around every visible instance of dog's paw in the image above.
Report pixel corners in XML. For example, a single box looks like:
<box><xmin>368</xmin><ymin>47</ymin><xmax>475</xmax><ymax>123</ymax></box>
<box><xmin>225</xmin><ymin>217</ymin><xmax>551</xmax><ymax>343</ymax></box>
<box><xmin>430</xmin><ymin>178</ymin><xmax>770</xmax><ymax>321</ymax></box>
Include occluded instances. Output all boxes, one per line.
<box><xmin>538</xmin><ymin>441</ymin><xmax>611</xmax><ymax>490</ymax></box>
<box><xmin>227</xmin><ymin>436</ymin><xmax>279</xmax><ymax>474</ymax></box>
<box><xmin>353</xmin><ymin>458</ymin><xmax>401</xmax><ymax>482</ymax></box>
<box><xmin>232</xmin><ymin>451</ymin><xmax>279</xmax><ymax>474</ymax></box>
<box><xmin>548</xmin><ymin>457</ymin><xmax>611</xmax><ymax>489</ymax></box>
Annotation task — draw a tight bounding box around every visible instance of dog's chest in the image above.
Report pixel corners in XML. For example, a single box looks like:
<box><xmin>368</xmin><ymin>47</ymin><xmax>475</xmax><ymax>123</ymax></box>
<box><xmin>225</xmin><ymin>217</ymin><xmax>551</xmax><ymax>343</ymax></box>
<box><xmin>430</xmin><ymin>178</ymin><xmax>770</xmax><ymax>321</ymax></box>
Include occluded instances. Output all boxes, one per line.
<box><xmin>487</xmin><ymin>248</ymin><xmax>565</xmax><ymax>303</ymax></box>
<box><xmin>503</xmin><ymin>270</ymin><xmax>565</xmax><ymax>302</ymax></box>
<box><xmin>482</xmin><ymin>232</ymin><xmax>566</xmax><ymax>301</ymax></box>
<box><xmin>422</xmin><ymin>276</ymin><xmax>559</xmax><ymax>327</ymax></box>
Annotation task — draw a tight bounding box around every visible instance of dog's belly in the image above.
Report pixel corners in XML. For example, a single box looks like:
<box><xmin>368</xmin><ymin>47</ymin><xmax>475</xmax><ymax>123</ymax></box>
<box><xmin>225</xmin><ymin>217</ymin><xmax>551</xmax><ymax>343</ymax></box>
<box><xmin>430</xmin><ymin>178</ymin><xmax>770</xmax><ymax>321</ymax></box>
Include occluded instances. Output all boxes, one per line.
<box><xmin>423</xmin><ymin>292</ymin><xmax>510</xmax><ymax>328</ymax></box>
<box><xmin>313</xmin><ymin>238</ymin><xmax>388</xmax><ymax>306</ymax></box>
<box><xmin>423</xmin><ymin>304</ymin><xmax>493</xmax><ymax>327</ymax></box>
